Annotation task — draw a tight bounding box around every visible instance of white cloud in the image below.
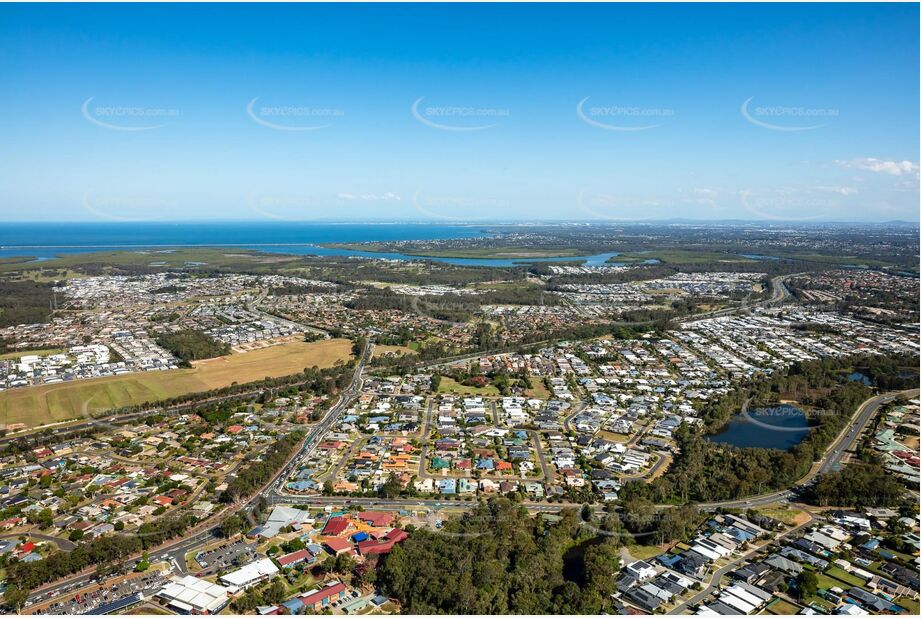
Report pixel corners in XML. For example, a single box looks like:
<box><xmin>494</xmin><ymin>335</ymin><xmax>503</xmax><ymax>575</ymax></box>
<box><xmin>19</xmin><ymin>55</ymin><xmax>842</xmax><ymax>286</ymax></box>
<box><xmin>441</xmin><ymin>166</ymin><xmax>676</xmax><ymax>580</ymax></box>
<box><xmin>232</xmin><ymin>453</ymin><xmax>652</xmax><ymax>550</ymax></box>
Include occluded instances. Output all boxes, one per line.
<box><xmin>835</xmin><ymin>158</ymin><xmax>919</xmax><ymax>176</ymax></box>
<box><xmin>337</xmin><ymin>192</ymin><xmax>401</xmax><ymax>201</ymax></box>
<box><xmin>692</xmin><ymin>188</ymin><xmax>719</xmax><ymax>197</ymax></box>
<box><xmin>813</xmin><ymin>186</ymin><xmax>857</xmax><ymax>196</ymax></box>
<box><xmin>683</xmin><ymin>188</ymin><xmax>720</xmax><ymax>206</ymax></box>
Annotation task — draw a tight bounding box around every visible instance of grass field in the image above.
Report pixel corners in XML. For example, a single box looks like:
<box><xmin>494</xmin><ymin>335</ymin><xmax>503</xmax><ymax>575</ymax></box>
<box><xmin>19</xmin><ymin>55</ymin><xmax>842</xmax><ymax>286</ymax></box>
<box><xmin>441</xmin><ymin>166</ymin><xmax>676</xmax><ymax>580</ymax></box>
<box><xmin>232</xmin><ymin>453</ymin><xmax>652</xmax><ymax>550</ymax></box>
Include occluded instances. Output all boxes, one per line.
<box><xmin>372</xmin><ymin>344</ymin><xmax>417</xmax><ymax>358</ymax></box>
<box><xmin>437</xmin><ymin>376</ymin><xmax>500</xmax><ymax>396</ymax></box>
<box><xmin>824</xmin><ymin>566</ymin><xmax>866</xmax><ymax>587</ymax></box>
<box><xmin>598</xmin><ymin>430</ymin><xmax>631</xmax><ymax>443</ymax></box>
<box><xmin>765</xmin><ymin>599</ymin><xmax>801</xmax><ymax>615</ymax></box>
<box><xmin>802</xmin><ymin>595</ymin><xmax>836</xmax><ymax>612</ymax></box>
<box><xmin>626</xmin><ymin>543</ymin><xmax>665</xmax><ymax>561</ymax></box>
<box><xmin>0</xmin><ymin>348</ymin><xmax>64</xmax><ymax>361</ymax></box>
<box><xmin>325</xmin><ymin>243</ymin><xmax>587</xmax><ymax>259</ymax></box>
<box><xmin>0</xmin><ymin>338</ymin><xmax>352</xmax><ymax>428</ymax></box>
<box><xmin>0</xmin><ymin>247</ymin><xmax>302</xmax><ymax>276</ymax></box>
<box><xmin>896</xmin><ymin>597</ymin><xmax>919</xmax><ymax>614</ymax></box>
<box><xmin>814</xmin><ymin>570</ymin><xmax>853</xmax><ymax>592</ymax></box>
<box><xmin>755</xmin><ymin>504</ymin><xmax>811</xmax><ymax>526</ymax></box>
<box><xmin>524</xmin><ymin>381</ymin><xmax>551</xmax><ymax>399</ymax></box>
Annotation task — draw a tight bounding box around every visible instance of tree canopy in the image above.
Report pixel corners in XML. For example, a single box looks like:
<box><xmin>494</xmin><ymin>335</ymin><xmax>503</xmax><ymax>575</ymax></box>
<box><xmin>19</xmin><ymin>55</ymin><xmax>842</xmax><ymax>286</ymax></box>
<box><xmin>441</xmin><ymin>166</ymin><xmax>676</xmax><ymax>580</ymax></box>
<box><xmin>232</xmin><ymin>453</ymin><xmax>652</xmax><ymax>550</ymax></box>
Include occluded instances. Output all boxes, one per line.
<box><xmin>377</xmin><ymin>498</ymin><xmax>623</xmax><ymax>614</ymax></box>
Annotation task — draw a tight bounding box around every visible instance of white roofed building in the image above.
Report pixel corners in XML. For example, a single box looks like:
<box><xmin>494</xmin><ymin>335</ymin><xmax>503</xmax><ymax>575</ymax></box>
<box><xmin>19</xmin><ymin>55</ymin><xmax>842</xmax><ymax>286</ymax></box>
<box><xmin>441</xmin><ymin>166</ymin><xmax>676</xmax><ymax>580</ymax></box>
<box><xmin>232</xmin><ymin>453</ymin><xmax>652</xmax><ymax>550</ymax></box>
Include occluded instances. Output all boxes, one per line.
<box><xmin>156</xmin><ymin>575</ymin><xmax>230</xmax><ymax>614</ymax></box>
<box><xmin>219</xmin><ymin>557</ymin><xmax>279</xmax><ymax>591</ymax></box>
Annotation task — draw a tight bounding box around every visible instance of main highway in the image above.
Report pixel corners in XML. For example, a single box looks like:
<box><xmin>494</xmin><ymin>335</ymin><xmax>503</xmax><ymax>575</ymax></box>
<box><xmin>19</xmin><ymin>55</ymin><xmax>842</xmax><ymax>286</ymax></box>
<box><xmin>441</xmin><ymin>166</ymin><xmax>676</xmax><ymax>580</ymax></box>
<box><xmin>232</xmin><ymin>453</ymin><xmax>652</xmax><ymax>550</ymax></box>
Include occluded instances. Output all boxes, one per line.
<box><xmin>29</xmin><ymin>354</ymin><xmax>909</xmax><ymax>606</ymax></box>
<box><xmin>676</xmin><ymin>274</ymin><xmax>792</xmax><ymax>323</ymax></box>
<box><xmin>16</xmin><ymin>279</ymin><xmax>912</xmax><ymax>608</ymax></box>
<box><xmin>23</xmin><ymin>341</ymin><xmax>373</xmax><ymax>608</ymax></box>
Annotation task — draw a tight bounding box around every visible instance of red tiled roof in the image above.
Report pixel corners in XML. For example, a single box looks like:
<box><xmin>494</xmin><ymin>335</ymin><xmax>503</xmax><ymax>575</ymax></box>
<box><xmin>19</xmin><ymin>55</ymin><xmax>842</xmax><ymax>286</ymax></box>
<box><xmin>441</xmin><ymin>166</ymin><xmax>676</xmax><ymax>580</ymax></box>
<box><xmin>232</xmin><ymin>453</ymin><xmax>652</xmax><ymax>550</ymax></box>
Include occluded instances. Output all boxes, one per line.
<box><xmin>277</xmin><ymin>548</ymin><xmax>312</xmax><ymax>566</ymax></box>
<box><xmin>357</xmin><ymin>511</ymin><xmax>393</xmax><ymax>527</ymax></box>
<box><xmin>356</xmin><ymin>528</ymin><xmax>409</xmax><ymax>555</ymax></box>
<box><xmin>300</xmin><ymin>582</ymin><xmax>346</xmax><ymax>606</ymax></box>
<box><xmin>323</xmin><ymin>537</ymin><xmax>352</xmax><ymax>553</ymax></box>
<box><xmin>384</xmin><ymin>528</ymin><xmax>408</xmax><ymax>542</ymax></box>
<box><xmin>323</xmin><ymin>516</ymin><xmax>349</xmax><ymax>536</ymax></box>
<box><xmin>356</xmin><ymin>539</ymin><xmax>390</xmax><ymax>555</ymax></box>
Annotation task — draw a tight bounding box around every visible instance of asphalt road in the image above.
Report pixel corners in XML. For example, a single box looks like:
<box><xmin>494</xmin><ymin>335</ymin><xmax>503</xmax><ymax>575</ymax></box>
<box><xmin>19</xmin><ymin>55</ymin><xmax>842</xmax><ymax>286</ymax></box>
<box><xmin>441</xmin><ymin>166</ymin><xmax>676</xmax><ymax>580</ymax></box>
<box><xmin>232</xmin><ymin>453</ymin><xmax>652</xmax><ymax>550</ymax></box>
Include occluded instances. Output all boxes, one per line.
<box><xmin>0</xmin><ymin>387</ymin><xmax>267</xmax><ymax>448</ymax></box>
<box><xmin>254</xmin><ymin>494</ymin><xmax>582</xmax><ymax>515</ymax></box>
<box><xmin>818</xmin><ymin>387</ymin><xmax>917</xmax><ymax>474</ymax></box>
<box><xmin>24</xmin><ymin>384</ymin><xmax>912</xmax><ymax>606</ymax></box>
<box><xmin>767</xmin><ymin>274</ymin><xmax>792</xmax><ymax>304</ymax></box>
<box><xmin>562</xmin><ymin>399</ymin><xmax>587</xmax><ymax>433</ymax></box>
<box><xmin>1</xmin><ymin>532</ymin><xmax>76</xmax><ymax>552</ymax></box>
<box><xmin>666</xmin><ymin>512</ymin><xmax>816</xmax><ymax>615</ymax></box>
<box><xmin>676</xmin><ymin>274</ymin><xmax>792</xmax><ymax>323</ymax></box>
<box><xmin>268</xmin><ymin>341</ymin><xmax>372</xmax><ymax>498</ymax></box>
<box><xmin>15</xmin><ymin>277</ymin><xmax>913</xmax><ymax>607</ymax></box>
<box><xmin>26</xmin><ymin>343</ymin><xmax>373</xmax><ymax>606</ymax></box>
<box><xmin>696</xmin><ymin>388</ymin><xmax>919</xmax><ymax>510</ymax></box>
<box><xmin>3</xmin><ymin>275</ymin><xmax>790</xmax><ymax>450</ymax></box>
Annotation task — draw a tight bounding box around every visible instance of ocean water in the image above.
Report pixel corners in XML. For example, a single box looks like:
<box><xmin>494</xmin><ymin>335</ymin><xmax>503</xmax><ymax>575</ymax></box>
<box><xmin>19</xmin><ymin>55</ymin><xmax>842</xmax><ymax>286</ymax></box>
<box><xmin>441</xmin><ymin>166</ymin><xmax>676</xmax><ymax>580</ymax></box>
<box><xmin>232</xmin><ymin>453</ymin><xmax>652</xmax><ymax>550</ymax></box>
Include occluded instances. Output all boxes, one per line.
<box><xmin>0</xmin><ymin>222</ymin><xmax>486</xmax><ymax>252</ymax></box>
<box><xmin>0</xmin><ymin>222</ymin><xmax>620</xmax><ymax>267</ymax></box>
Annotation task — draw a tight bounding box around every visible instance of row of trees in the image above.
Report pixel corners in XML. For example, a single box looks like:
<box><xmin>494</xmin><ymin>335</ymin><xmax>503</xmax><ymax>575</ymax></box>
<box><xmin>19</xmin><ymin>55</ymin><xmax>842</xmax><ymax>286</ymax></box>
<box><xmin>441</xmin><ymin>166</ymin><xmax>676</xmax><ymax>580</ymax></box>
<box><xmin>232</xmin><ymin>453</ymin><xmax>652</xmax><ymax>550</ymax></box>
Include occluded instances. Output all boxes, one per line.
<box><xmin>219</xmin><ymin>432</ymin><xmax>304</xmax><ymax>503</ymax></box>
<box><xmin>4</xmin><ymin>513</ymin><xmax>196</xmax><ymax>594</ymax></box>
<box><xmin>804</xmin><ymin>463</ymin><xmax>907</xmax><ymax>507</ymax></box>
<box><xmin>154</xmin><ymin>329</ymin><xmax>231</xmax><ymax>364</ymax></box>
<box><xmin>1</xmin><ymin>361</ymin><xmax>355</xmax><ymax>457</ymax></box>
<box><xmin>3</xmin><ymin>433</ymin><xmax>309</xmax><ymax>609</ymax></box>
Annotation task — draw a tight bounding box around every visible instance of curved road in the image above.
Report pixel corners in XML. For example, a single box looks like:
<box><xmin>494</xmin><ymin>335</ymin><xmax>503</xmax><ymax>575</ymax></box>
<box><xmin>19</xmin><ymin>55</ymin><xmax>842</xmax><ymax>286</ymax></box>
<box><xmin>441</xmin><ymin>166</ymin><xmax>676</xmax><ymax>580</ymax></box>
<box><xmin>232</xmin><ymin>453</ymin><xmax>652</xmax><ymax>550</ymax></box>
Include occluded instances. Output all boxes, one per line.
<box><xmin>695</xmin><ymin>387</ymin><xmax>918</xmax><ymax>510</ymax></box>
<box><xmin>667</xmin><ymin>512</ymin><xmax>815</xmax><ymax>615</ymax></box>
<box><xmin>676</xmin><ymin>274</ymin><xmax>792</xmax><ymax>324</ymax></box>
<box><xmin>1</xmin><ymin>532</ymin><xmax>76</xmax><ymax>552</ymax></box>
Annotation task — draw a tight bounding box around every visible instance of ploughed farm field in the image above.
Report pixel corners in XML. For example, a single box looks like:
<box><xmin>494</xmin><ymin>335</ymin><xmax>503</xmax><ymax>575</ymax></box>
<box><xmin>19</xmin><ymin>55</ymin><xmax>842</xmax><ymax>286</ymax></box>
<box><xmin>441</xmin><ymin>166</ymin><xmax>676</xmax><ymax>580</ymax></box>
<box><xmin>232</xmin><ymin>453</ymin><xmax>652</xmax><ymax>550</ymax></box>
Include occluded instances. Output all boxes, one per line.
<box><xmin>0</xmin><ymin>338</ymin><xmax>353</xmax><ymax>428</ymax></box>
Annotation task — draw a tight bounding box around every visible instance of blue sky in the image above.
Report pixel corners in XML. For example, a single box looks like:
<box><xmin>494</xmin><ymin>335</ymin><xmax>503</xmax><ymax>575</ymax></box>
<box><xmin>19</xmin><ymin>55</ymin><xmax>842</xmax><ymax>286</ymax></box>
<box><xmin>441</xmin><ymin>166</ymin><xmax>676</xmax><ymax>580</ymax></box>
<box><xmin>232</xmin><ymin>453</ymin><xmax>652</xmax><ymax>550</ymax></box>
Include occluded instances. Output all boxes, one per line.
<box><xmin>0</xmin><ymin>2</ymin><xmax>918</xmax><ymax>222</ymax></box>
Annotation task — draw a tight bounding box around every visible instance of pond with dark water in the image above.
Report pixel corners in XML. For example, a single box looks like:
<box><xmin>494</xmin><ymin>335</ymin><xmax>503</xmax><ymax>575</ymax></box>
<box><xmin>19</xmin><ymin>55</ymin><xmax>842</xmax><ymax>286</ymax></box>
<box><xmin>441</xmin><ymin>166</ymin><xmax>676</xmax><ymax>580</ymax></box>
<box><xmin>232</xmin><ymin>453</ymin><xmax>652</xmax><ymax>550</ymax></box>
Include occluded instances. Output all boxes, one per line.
<box><xmin>707</xmin><ymin>404</ymin><xmax>809</xmax><ymax>450</ymax></box>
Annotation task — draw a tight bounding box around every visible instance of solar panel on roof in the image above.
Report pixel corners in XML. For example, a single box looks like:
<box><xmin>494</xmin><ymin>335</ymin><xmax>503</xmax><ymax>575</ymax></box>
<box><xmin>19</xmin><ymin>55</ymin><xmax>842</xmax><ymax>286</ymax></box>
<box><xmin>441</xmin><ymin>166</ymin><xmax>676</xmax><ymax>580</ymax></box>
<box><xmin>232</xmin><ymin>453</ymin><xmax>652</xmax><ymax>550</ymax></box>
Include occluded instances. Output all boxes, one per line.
<box><xmin>82</xmin><ymin>593</ymin><xmax>141</xmax><ymax>615</ymax></box>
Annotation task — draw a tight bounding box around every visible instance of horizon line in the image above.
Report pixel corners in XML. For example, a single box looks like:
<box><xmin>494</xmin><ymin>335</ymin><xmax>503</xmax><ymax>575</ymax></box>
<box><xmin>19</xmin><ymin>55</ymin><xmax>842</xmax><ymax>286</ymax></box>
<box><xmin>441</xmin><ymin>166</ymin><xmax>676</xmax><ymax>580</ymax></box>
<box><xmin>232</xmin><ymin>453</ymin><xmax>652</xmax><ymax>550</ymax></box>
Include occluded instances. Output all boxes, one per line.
<box><xmin>0</xmin><ymin>218</ymin><xmax>918</xmax><ymax>226</ymax></box>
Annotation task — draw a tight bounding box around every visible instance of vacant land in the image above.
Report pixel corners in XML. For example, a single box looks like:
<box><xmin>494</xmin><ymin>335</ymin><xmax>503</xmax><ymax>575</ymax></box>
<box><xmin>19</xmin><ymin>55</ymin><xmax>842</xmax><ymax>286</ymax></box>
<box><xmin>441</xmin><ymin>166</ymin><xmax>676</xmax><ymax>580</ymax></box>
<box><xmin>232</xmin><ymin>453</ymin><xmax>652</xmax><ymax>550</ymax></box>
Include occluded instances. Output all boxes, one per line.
<box><xmin>824</xmin><ymin>566</ymin><xmax>866</xmax><ymax>587</ymax></box>
<box><xmin>0</xmin><ymin>348</ymin><xmax>64</xmax><ymax>361</ymax></box>
<box><xmin>372</xmin><ymin>344</ymin><xmax>417</xmax><ymax>358</ymax></box>
<box><xmin>0</xmin><ymin>247</ymin><xmax>301</xmax><ymax>276</ymax></box>
<box><xmin>436</xmin><ymin>376</ymin><xmax>500</xmax><ymax>396</ymax></box>
<box><xmin>813</xmin><ymin>569</ymin><xmax>860</xmax><ymax>592</ymax></box>
<box><xmin>625</xmin><ymin>542</ymin><xmax>665</xmax><ymax>561</ymax></box>
<box><xmin>0</xmin><ymin>338</ymin><xmax>352</xmax><ymax>428</ymax></box>
<box><xmin>765</xmin><ymin>599</ymin><xmax>801</xmax><ymax>615</ymax></box>
<box><xmin>754</xmin><ymin>504</ymin><xmax>812</xmax><ymax>526</ymax></box>
<box><xmin>524</xmin><ymin>380</ymin><xmax>551</xmax><ymax>399</ymax></box>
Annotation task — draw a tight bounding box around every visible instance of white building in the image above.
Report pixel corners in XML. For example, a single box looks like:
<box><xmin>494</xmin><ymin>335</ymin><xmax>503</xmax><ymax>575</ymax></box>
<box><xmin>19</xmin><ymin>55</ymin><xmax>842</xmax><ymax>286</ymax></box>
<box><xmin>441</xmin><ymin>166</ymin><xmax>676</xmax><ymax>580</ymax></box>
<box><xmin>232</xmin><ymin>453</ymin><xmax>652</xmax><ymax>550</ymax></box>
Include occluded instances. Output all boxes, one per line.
<box><xmin>157</xmin><ymin>575</ymin><xmax>230</xmax><ymax>614</ymax></box>
<box><xmin>624</xmin><ymin>560</ymin><xmax>657</xmax><ymax>581</ymax></box>
<box><xmin>219</xmin><ymin>557</ymin><xmax>279</xmax><ymax>590</ymax></box>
